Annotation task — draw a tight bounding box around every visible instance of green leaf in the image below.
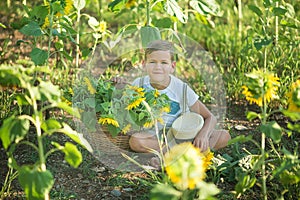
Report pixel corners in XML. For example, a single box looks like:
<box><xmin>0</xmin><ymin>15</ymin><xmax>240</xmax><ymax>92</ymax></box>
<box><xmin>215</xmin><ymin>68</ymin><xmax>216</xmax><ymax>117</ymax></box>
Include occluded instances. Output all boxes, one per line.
<box><xmin>253</xmin><ymin>37</ymin><xmax>272</xmax><ymax>51</ymax></box>
<box><xmin>138</xmin><ymin>112</ymin><xmax>146</xmax><ymax>121</ymax></box>
<box><xmin>150</xmin><ymin>183</ymin><xmax>182</xmax><ymax>200</ymax></box>
<box><xmin>248</xmin><ymin>5</ymin><xmax>263</xmax><ymax>17</ymax></box>
<box><xmin>235</xmin><ymin>174</ymin><xmax>256</xmax><ymax>197</ymax></box>
<box><xmin>197</xmin><ymin>181</ymin><xmax>220</xmax><ymax>199</ymax></box>
<box><xmin>11</xmin><ymin>117</ymin><xmax>30</xmax><ymax>144</ymax></box>
<box><xmin>54</xmin><ymin>41</ymin><xmax>64</xmax><ymax>50</ymax></box>
<box><xmin>0</xmin><ymin>66</ymin><xmax>22</xmax><ymax>87</ymax></box>
<box><xmin>260</xmin><ymin>121</ymin><xmax>282</xmax><ymax>143</ymax></box>
<box><xmin>39</xmin><ymin>81</ymin><xmax>60</xmax><ymax>102</ymax></box>
<box><xmin>246</xmin><ymin>111</ymin><xmax>260</xmax><ymax>121</ymax></box>
<box><xmin>227</xmin><ymin>135</ymin><xmax>253</xmax><ymax>145</ymax></box>
<box><xmin>58</xmin><ymin>123</ymin><xmax>93</xmax><ymax>152</ymax></box>
<box><xmin>282</xmin><ymin>110</ymin><xmax>300</xmax><ymax>121</ymax></box>
<box><xmin>41</xmin><ymin>119</ymin><xmax>62</xmax><ymax>132</ymax></box>
<box><xmin>84</xmin><ymin>98</ymin><xmax>96</xmax><ymax>108</ymax></box>
<box><xmin>30</xmin><ymin>86</ymin><xmax>42</xmax><ymax>100</ymax></box>
<box><xmin>56</xmin><ymin>102</ymin><xmax>80</xmax><ymax>118</ymax></box>
<box><xmin>52</xmin><ymin>1</ymin><xmax>64</xmax><ymax>14</ymax></box>
<box><xmin>273</xmin><ymin>7</ymin><xmax>287</xmax><ymax>16</ymax></box>
<box><xmin>287</xmin><ymin>122</ymin><xmax>300</xmax><ymax>133</ymax></box>
<box><xmin>108</xmin><ymin>0</ymin><xmax>124</xmax><ymax>12</ymax></box>
<box><xmin>15</xmin><ymin>94</ymin><xmax>30</xmax><ymax>106</ymax></box>
<box><xmin>63</xmin><ymin>142</ymin><xmax>82</xmax><ymax>168</ymax></box>
<box><xmin>165</xmin><ymin>0</ymin><xmax>187</xmax><ymax>23</ymax></box>
<box><xmin>153</xmin><ymin>17</ymin><xmax>172</xmax><ymax>28</ymax></box>
<box><xmin>0</xmin><ymin>22</ymin><xmax>6</xmax><ymax>28</ymax></box>
<box><xmin>30</xmin><ymin>5</ymin><xmax>48</xmax><ymax>25</ymax></box>
<box><xmin>263</xmin><ymin>0</ymin><xmax>272</xmax><ymax>8</ymax></box>
<box><xmin>107</xmin><ymin>124</ymin><xmax>121</xmax><ymax>137</ymax></box>
<box><xmin>73</xmin><ymin>0</ymin><xmax>86</xmax><ymax>11</ymax></box>
<box><xmin>280</xmin><ymin>170</ymin><xmax>300</xmax><ymax>185</ymax></box>
<box><xmin>30</xmin><ymin>48</ymin><xmax>48</xmax><ymax>65</ymax></box>
<box><xmin>82</xmin><ymin>111</ymin><xmax>97</xmax><ymax>131</ymax></box>
<box><xmin>18</xmin><ymin>166</ymin><xmax>54</xmax><ymax>200</ymax></box>
<box><xmin>0</xmin><ymin>116</ymin><xmax>29</xmax><ymax>149</ymax></box>
<box><xmin>19</xmin><ymin>21</ymin><xmax>43</xmax><ymax>36</ymax></box>
<box><xmin>140</xmin><ymin>26</ymin><xmax>161</xmax><ymax>48</ymax></box>
<box><xmin>190</xmin><ymin>0</ymin><xmax>222</xmax><ymax>17</ymax></box>
<box><xmin>60</xmin><ymin>50</ymin><xmax>74</xmax><ymax>62</ymax></box>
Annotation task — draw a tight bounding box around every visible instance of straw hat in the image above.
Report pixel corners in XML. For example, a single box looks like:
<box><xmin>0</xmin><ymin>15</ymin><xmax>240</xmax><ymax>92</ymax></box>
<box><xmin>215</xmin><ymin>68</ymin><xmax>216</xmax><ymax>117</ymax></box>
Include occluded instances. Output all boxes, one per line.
<box><xmin>166</xmin><ymin>112</ymin><xmax>204</xmax><ymax>148</ymax></box>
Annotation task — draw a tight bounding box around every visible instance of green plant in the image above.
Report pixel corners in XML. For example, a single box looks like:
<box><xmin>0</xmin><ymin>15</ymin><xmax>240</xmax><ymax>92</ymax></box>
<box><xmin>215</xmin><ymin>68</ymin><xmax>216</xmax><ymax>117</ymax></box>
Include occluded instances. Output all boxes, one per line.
<box><xmin>229</xmin><ymin>69</ymin><xmax>300</xmax><ymax>199</ymax></box>
<box><xmin>0</xmin><ymin>64</ymin><xmax>92</xmax><ymax>199</ymax></box>
<box><xmin>0</xmin><ymin>167</ymin><xmax>18</xmax><ymax>199</ymax></box>
<box><xmin>150</xmin><ymin>142</ymin><xmax>219</xmax><ymax>200</ymax></box>
<box><xmin>98</xmin><ymin>84</ymin><xmax>170</xmax><ymax>136</ymax></box>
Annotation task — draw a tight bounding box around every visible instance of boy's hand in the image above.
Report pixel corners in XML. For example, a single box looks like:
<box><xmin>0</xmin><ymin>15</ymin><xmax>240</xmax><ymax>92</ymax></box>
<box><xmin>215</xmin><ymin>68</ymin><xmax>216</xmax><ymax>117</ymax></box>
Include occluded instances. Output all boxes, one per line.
<box><xmin>193</xmin><ymin>135</ymin><xmax>210</xmax><ymax>152</ymax></box>
<box><xmin>110</xmin><ymin>76</ymin><xmax>129</xmax><ymax>88</ymax></box>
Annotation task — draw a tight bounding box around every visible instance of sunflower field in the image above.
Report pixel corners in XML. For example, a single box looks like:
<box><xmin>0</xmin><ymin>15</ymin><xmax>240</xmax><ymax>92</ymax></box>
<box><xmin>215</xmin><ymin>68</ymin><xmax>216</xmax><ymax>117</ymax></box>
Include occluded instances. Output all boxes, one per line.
<box><xmin>0</xmin><ymin>0</ymin><xmax>299</xmax><ymax>199</ymax></box>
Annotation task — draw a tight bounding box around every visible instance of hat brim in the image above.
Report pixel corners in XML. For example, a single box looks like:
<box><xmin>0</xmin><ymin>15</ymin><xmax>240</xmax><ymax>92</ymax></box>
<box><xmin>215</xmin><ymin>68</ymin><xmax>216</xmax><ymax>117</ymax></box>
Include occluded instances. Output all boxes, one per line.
<box><xmin>166</xmin><ymin>112</ymin><xmax>204</xmax><ymax>148</ymax></box>
<box><xmin>166</xmin><ymin>128</ymin><xmax>195</xmax><ymax>148</ymax></box>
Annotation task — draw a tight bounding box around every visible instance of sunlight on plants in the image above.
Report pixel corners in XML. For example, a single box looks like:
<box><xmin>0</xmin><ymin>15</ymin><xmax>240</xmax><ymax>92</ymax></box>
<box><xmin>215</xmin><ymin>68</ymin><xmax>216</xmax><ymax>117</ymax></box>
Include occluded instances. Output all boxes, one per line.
<box><xmin>150</xmin><ymin>142</ymin><xmax>218</xmax><ymax>200</ymax></box>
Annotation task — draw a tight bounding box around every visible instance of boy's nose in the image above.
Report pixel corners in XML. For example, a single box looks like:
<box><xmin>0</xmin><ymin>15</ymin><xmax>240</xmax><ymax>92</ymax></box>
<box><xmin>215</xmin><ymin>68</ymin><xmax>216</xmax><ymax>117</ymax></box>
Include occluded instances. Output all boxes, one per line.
<box><xmin>154</xmin><ymin>63</ymin><xmax>163</xmax><ymax>68</ymax></box>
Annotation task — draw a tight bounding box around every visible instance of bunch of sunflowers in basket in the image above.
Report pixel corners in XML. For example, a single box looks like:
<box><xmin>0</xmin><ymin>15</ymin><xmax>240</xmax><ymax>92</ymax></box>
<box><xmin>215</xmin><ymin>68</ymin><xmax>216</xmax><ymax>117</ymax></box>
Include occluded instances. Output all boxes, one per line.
<box><xmin>63</xmin><ymin>75</ymin><xmax>170</xmax><ymax>136</ymax></box>
<box><xmin>98</xmin><ymin>84</ymin><xmax>171</xmax><ymax>137</ymax></box>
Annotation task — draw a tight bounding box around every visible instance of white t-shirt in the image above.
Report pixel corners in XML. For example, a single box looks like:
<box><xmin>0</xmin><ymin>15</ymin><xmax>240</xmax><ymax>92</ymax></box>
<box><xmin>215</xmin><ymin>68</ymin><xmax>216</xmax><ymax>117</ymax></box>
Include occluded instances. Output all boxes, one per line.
<box><xmin>132</xmin><ymin>75</ymin><xmax>199</xmax><ymax>129</ymax></box>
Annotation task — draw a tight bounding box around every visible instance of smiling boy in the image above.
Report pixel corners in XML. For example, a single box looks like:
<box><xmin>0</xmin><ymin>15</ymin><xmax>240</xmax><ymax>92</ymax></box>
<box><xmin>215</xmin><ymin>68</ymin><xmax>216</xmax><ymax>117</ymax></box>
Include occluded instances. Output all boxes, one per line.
<box><xmin>129</xmin><ymin>40</ymin><xmax>231</xmax><ymax>153</ymax></box>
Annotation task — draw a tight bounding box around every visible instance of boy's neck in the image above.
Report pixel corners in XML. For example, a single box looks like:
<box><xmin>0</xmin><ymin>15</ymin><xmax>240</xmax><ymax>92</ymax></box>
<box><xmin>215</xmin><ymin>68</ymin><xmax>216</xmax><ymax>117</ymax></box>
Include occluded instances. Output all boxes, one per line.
<box><xmin>150</xmin><ymin>76</ymin><xmax>171</xmax><ymax>90</ymax></box>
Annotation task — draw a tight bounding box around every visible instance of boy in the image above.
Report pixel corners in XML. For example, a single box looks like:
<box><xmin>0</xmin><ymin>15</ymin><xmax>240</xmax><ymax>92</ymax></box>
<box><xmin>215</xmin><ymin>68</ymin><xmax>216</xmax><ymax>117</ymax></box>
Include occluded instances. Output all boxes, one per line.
<box><xmin>128</xmin><ymin>40</ymin><xmax>231</xmax><ymax>153</ymax></box>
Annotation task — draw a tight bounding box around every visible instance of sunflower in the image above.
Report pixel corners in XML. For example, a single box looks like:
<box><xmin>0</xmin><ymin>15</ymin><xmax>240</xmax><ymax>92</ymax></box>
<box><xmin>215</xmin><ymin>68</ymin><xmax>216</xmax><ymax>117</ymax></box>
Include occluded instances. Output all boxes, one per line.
<box><xmin>121</xmin><ymin>124</ymin><xmax>131</xmax><ymax>134</ymax></box>
<box><xmin>143</xmin><ymin>120</ymin><xmax>154</xmax><ymax>128</ymax></box>
<box><xmin>202</xmin><ymin>149</ymin><xmax>214</xmax><ymax>171</ymax></box>
<box><xmin>68</xmin><ymin>87</ymin><xmax>74</xmax><ymax>96</ymax></box>
<box><xmin>61</xmin><ymin>96</ymin><xmax>72</xmax><ymax>106</ymax></box>
<box><xmin>98</xmin><ymin>117</ymin><xmax>119</xmax><ymax>127</ymax></box>
<box><xmin>42</xmin><ymin>16</ymin><xmax>50</xmax><ymax>29</ymax></box>
<box><xmin>154</xmin><ymin>89</ymin><xmax>160</xmax><ymax>98</ymax></box>
<box><xmin>84</xmin><ymin>77</ymin><xmax>96</xmax><ymax>95</ymax></box>
<box><xmin>125</xmin><ymin>0</ymin><xmax>137</xmax><ymax>9</ymax></box>
<box><xmin>126</xmin><ymin>97</ymin><xmax>146</xmax><ymax>110</ymax></box>
<box><xmin>128</xmin><ymin>85</ymin><xmax>145</xmax><ymax>96</ymax></box>
<box><xmin>161</xmin><ymin>106</ymin><xmax>171</xmax><ymax>113</ymax></box>
<box><xmin>45</xmin><ymin>0</ymin><xmax>73</xmax><ymax>17</ymax></box>
<box><xmin>287</xmin><ymin>79</ymin><xmax>300</xmax><ymax>112</ymax></box>
<box><xmin>242</xmin><ymin>69</ymin><xmax>280</xmax><ymax>107</ymax></box>
<box><xmin>164</xmin><ymin>142</ymin><xmax>207</xmax><ymax>190</ymax></box>
<box><xmin>97</xmin><ymin>21</ymin><xmax>107</xmax><ymax>33</ymax></box>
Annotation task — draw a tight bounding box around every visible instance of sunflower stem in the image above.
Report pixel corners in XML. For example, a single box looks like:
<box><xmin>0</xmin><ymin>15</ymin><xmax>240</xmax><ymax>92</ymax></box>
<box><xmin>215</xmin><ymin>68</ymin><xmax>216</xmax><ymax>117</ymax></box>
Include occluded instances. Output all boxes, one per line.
<box><xmin>261</xmin><ymin>93</ymin><xmax>267</xmax><ymax>200</ymax></box>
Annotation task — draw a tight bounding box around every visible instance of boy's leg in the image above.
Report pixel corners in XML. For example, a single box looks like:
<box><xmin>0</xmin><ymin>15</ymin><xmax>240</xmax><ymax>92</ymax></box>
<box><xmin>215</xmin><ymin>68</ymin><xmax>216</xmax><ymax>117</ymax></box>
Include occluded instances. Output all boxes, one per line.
<box><xmin>129</xmin><ymin>132</ymin><xmax>160</xmax><ymax>153</ymax></box>
<box><xmin>209</xmin><ymin>130</ymin><xmax>231</xmax><ymax>150</ymax></box>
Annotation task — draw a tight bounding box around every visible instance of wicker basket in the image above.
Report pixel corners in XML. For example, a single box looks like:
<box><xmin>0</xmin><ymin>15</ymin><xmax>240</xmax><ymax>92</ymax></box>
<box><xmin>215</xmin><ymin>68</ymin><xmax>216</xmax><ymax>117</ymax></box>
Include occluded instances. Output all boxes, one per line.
<box><xmin>104</xmin><ymin>130</ymin><xmax>131</xmax><ymax>151</ymax></box>
<box><xmin>89</xmin><ymin>125</ymin><xmax>132</xmax><ymax>152</ymax></box>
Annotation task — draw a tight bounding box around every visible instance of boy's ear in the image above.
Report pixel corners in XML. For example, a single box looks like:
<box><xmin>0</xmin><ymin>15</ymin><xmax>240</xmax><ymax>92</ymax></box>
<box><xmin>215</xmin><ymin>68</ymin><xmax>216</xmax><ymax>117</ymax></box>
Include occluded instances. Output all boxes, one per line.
<box><xmin>171</xmin><ymin>61</ymin><xmax>176</xmax><ymax>72</ymax></box>
<box><xmin>142</xmin><ymin>60</ymin><xmax>146</xmax><ymax>70</ymax></box>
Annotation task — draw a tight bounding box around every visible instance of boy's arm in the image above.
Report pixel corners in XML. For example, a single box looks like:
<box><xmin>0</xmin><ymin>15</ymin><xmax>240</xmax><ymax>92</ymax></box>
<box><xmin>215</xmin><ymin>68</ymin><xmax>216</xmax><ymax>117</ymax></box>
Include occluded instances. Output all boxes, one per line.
<box><xmin>190</xmin><ymin>100</ymin><xmax>217</xmax><ymax>151</ymax></box>
<box><xmin>110</xmin><ymin>76</ymin><xmax>130</xmax><ymax>84</ymax></box>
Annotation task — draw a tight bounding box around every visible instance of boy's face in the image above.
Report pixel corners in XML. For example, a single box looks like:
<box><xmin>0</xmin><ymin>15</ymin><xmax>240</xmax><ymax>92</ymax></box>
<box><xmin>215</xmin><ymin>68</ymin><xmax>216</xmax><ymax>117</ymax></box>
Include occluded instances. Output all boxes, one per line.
<box><xmin>144</xmin><ymin>50</ymin><xmax>175</xmax><ymax>89</ymax></box>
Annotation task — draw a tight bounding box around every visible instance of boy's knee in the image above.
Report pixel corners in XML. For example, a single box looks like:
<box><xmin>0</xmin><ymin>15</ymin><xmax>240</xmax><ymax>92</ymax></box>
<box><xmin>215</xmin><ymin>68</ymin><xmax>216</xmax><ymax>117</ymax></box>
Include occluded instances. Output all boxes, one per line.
<box><xmin>129</xmin><ymin>135</ymin><xmax>143</xmax><ymax>152</ymax></box>
<box><xmin>210</xmin><ymin>129</ymin><xmax>231</xmax><ymax>150</ymax></box>
<box><xmin>221</xmin><ymin>130</ymin><xmax>231</xmax><ymax>143</ymax></box>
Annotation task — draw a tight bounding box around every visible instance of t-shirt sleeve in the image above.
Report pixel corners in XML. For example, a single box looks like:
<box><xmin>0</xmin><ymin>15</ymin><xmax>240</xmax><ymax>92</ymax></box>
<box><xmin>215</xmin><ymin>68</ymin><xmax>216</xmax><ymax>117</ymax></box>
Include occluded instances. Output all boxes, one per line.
<box><xmin>131</xmin><ymin>78</ymin><xmax>140</xmax><ymax>86</ymax></box>
<box><xmin>187</xmin><ymin>85</ymin><xmax>199</xmax><ymax>107</ymax></box>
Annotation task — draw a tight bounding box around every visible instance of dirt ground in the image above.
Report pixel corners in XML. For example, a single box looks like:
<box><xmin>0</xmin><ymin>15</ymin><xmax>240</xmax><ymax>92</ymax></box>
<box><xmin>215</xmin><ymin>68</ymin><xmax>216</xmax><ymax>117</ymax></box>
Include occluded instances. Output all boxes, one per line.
<box><xmin>0</xmin><ymin>9</ymin><xmax>292</xmax><ymax>199</ymax></box>
<box><xmin>0</xmin><ymin>100</ymin><xmax>265</xmax><ymax>200</ymax></box>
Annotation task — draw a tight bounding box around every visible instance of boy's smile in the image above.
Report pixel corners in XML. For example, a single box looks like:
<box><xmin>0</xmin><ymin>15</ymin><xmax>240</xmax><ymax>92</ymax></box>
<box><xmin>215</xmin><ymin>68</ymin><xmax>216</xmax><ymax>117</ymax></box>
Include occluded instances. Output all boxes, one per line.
<box><xmin>145</xmin><ymin>50</ymin><xmax>175</xmax><ymax>90</ymax></box>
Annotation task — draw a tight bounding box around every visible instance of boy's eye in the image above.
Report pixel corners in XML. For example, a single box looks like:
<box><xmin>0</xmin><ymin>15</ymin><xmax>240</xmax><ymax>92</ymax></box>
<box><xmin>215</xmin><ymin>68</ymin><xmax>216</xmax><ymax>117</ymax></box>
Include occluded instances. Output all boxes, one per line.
<box><xmin>162</xmin><ymin>62</ymin><xmax>168</xmax><ymax>64</ymax></box>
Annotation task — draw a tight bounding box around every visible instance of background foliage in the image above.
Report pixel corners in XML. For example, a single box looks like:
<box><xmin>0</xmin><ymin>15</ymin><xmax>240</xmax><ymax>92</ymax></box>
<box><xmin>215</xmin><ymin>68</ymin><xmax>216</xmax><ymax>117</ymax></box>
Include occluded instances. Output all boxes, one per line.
<box><xmin>0</xmin><ymin>0</ymin><xmax>299</xmax><ymax>199</ymax></box>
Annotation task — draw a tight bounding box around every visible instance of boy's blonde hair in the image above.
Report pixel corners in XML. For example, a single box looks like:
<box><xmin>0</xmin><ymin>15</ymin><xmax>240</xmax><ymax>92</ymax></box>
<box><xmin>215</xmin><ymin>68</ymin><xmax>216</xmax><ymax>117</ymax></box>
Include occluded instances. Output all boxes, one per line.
<box><xmin>144</xmin><ymin>40</ymin><xmax>175</xmax><ymax>61</ymax></box>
